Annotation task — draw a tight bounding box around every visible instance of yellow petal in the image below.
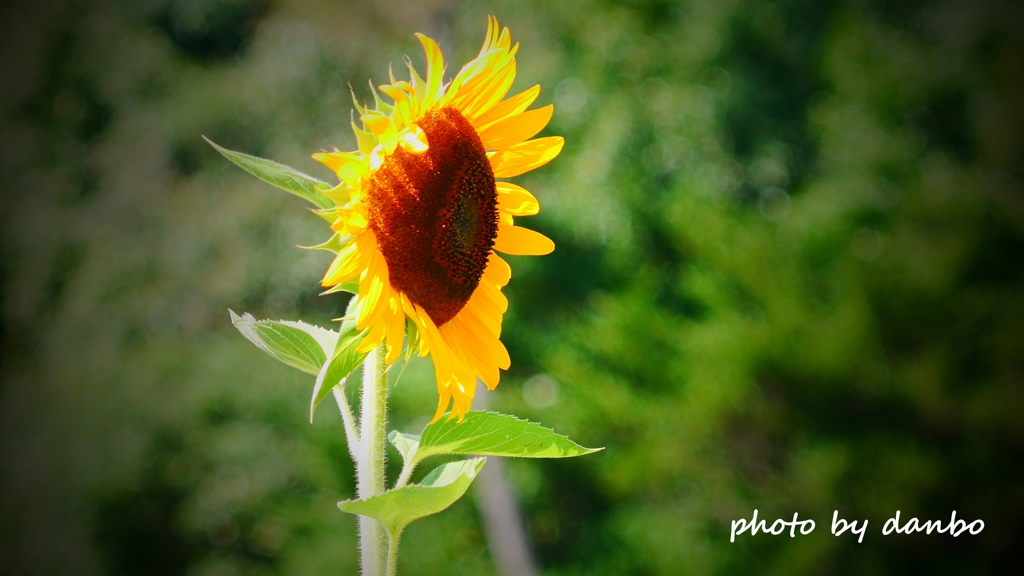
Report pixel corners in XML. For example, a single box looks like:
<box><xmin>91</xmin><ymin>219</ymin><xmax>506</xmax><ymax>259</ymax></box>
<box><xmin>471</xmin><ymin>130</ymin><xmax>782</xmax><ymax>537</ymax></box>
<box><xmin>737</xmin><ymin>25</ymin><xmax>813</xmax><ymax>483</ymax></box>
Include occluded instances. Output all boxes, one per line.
<box><xmin>416</xmin><ymin>33</ymin><xmax>446</xmax><ymax>109</ymax></box>
<box><xmin>472</xmin><ymin>85</ymin><xmax>540</xmax><ymax>131</ymax></box>
<box><xmin>358</xmin><ymin>323</ymin><xmax>387</xmax><ymax>355</ymax></box>
<box><xmin>478</xmin><ymin>105</ymin><xmax>553</xmax><ymax>151</ymax></box>
<box><xmin>451</xmin><ymin>357</ymin><xmax>478</xmax><ymax>400</ymax></box>
<box><xmin>431</xmin><ymin>385</ymin><xmax>453</xmax><ymax>424</ymax></box>
<box><xmin>480</xmin><ymin>16</ymin><xmax>499</xmax><ymax>56</ymax></box>
<box><xmin>458</xmin><ymin>58</ymin><xmax>517</xmax><ymax>119</ymax></box>
<box><xmin>451</xmin><ymin>314</ymin><xmax>500</xmax><ymax>371</ymax></box>
<box><xmin>321</xmin><ymin>240</ymin><xmax>363</xmax><ymax>286</ymax></box>
<box><xmin>492</xmin><ymin>336</ymin><xmax>511</xmax><ymax>370</ymax></box>
<box><xmin>475</xmin><ymin>280</ymin><xmax>508</xmax><ymax>314</ymax></box>
<box><xmin>490</xmin><ymin>136</ymin><xmax>564</xmax><ymax>178</ymax></box>
<box><xmin>493</xmin><ymin>222</ymin><xmax>555</xmax><ymax>255</ymax></box>
<box><xmin>399</xmin><ymin>293</ymin><xmax>430</xmax><ymax>357</ymax></box>
<box><xmin>416</xmin><ymin>305</ymin><xmax>453</xmax><ymax>388</ymax></box>
<box><xmin>496</xmin><ymin>182</ymin><xmax>540</xmax><ymax>216</ymax></box>
<box><xmin>440</xmin><ymin>321</ymin><xmax>498</xmax><ymax>390</ymax></box>
<box><xmin>384</xmin><ymin>303</ymin><xmax>406</xmax><ymax>363</ymax></box>
<box><xmin>448</xmin><ymin>40</ymin><xmax>518</xmax><ymax>115</ymax></box>
<box><xmin>356</xmin><ymin>254</ymin><xmax>388</xmax><ymax>329</ymax></box>
<box><xmin>363</xmin><ymin>114</ymin><xmax>393</xmax><ymax>137</ymax></box>
<box><xmin>466</xmin><ymin>287</ymin><xmax>502</xmax><ymax>332</ymax></box>
<box><xmin>452</xmin><ymin>309</ymin><xmax>503</xmax><ymax>367</ymax></box>
<box><xmin>312</xmin><ymin>150</ymin><xmax>360</xmax><ymax>172</ymax></box>
<box><xmin>461</xmin><ymin>296</ymin><xmax>501</xmax><ymax>337</ymax></box>
<box><xmin>484</xmin><ymin>253</ymin><xmax>512</xmax><ymax>286</ymax></box>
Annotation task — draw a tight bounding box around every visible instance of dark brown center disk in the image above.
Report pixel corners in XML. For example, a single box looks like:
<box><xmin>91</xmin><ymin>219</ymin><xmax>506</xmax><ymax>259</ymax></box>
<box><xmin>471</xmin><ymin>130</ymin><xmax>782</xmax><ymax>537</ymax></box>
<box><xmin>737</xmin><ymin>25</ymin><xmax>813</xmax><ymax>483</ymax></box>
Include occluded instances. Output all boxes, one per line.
<box><xmin>365</xmin><ymin>107</ymin><xmax>499</xmax><ymax>326</ymax></box>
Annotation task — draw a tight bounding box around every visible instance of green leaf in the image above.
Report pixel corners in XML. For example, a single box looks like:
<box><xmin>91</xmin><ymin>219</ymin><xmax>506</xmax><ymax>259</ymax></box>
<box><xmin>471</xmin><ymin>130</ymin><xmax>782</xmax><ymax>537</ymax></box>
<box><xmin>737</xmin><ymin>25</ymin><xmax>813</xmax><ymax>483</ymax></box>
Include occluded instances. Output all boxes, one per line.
<box><xmin>276</xmin><ymin>319</ymin><xmax>339</xmax><ymax>356</ymax></box>
<box><xmin>309</xmin><ymin>318</ymin><xmax>368</xmax><ymax>421</ymax></box>
<box><xmin>413</xmin><ymin>411</ymin><xmax>602</xmax><ymax>465</ymax></box>
<box><xmin>338</xmin><ymin>458</ymin><xmax>485</xmax><ymax>536</ymax></box>
<box><xmin>204</xmin><ymin>136</ymin><xmax>335</xmax><ymax>209</ymax></box>
<box><xmin>230</xmin><ymin>310</ymin><xmax>336</xmax><ymax>375</ymax></box>
<box><xmin>388</xmin><ymin>431</ymin><xmax>421</xmax><ymax>463</ymax></box>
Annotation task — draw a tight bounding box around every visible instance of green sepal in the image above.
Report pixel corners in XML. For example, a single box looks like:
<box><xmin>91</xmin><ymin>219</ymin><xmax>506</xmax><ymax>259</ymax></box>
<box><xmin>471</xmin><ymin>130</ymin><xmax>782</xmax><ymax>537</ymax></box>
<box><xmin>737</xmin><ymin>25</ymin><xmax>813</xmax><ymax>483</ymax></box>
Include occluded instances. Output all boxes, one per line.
<box><xmin>405</xmin><ymin>56</ymin><xmax>427</xmax><ymax>103</ymax></box>
<box><xmin>320</xmin><ymin>281</ymin><xmax>360</xmax><ymax>295</ymax></box>
<box><xmin>229</xmin><ymin>310</ymin><xmax>338</xmax><ymax>375</ymax></box>
<box><xmin>312</xmin><ymin>208</ymin><xmax>338</xmax><ymax>223</ymax></box>
<box><xmin>369</xmin><ymin>81</ymin><xmax>394</xmax><ymax>115</ymax></box>
<box><xmin>337</xmin><ymin>458</ymin><xmax>485</xmax><ymax>537</ymax></box>
<box><xmin>350</xmin><ymin>84</ymin><xmax>371</xmax><ymax>118</ymax></box>
<box><xmin>320</xmin><ymin>182</ymin><xmax>352</xmax><ymax>206</ymax></box>
<box><xmin>298</xmin><ymin>233</ymin><xmax>352</xmax><ymax>254</ymax></box>
<box><xmin>352</xmin><ymin>120</ymin><xmax>377</xmax><ymax>156</ymax></box>
<box><xmin>204</xmin><ymin>136</ymin><xmax>335</xmax><ymax>209</ymax></box>
<box><xmin>409</xmin><ymin>411</ymin><xmax>602</xmax><ymax>466</ymax></box>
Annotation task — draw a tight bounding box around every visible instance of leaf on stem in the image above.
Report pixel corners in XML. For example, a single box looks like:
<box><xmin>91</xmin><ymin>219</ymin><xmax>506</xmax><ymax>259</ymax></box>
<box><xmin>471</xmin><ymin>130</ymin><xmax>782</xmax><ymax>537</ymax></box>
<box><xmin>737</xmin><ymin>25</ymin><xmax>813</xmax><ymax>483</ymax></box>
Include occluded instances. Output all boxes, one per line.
<box><xmin>204</xmin><ymin>136</ymin><xmax>336</xmax><ymax>209</ymax></box>
<box><xmin>230</xmin><ymin>310</ymin><xmax>338</xmax><ymax>375</ymax></box>
<box><xmin>412</xmin><ymin>411</ymin><xmax>602</xmax><ymax>464</ymax></box>
<box><xmin>309</xmin><ymin>318</ymin><xmax>368</xmax><ymax>421</ymax></box>
<box><xmin>338</xmin><ymin>458</ymin><xmax>486</xmax><ymax>536</ymax></box>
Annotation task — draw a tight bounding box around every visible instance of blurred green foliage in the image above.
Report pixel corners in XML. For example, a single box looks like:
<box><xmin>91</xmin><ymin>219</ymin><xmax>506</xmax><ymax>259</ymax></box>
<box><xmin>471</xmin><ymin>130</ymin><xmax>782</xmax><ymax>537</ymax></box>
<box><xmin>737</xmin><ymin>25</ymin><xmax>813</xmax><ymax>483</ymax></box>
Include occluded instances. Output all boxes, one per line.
<box><xmin>2</xmin><ymin>0</ymin><xmax>1023</xmax><ymax>575</ymax></box>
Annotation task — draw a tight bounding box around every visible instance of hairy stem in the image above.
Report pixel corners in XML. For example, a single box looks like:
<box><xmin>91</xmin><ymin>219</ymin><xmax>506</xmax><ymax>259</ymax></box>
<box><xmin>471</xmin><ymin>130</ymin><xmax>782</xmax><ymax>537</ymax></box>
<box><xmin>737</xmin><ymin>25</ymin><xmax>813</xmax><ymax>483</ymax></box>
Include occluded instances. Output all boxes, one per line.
<box><xmin>358</xmin><ymin>345</ymin><xmax>388</xmax><ymax>575</ymax></box>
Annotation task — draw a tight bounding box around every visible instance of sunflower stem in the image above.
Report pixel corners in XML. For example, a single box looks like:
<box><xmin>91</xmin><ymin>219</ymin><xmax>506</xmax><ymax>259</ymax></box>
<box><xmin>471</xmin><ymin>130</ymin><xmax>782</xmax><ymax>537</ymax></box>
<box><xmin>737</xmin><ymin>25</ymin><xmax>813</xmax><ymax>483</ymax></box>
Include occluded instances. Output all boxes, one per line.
<box><xmin>357</xmin><ymin>344</ymin><xmax>388</xmax><ymax>575</ymax></box>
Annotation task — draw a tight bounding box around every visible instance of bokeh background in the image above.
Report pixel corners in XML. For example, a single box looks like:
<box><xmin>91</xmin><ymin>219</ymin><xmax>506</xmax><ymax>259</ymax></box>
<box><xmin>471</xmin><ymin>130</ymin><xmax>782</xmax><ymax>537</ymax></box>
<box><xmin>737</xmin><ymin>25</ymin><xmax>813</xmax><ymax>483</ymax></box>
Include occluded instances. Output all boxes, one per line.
<box><xmin>2</xmin><ymin>0</ymin><xmax>1023</xmax><ymax>574</ymax></box>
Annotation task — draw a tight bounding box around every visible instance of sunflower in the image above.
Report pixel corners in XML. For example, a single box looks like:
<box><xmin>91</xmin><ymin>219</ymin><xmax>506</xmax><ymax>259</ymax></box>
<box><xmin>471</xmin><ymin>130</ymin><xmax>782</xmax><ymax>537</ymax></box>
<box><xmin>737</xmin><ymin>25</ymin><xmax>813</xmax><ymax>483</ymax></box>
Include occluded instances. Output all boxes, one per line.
<box><xmin>312</xmin><ymin>17</ymin><xmax>562</xmax><ymax>422</ymax></box>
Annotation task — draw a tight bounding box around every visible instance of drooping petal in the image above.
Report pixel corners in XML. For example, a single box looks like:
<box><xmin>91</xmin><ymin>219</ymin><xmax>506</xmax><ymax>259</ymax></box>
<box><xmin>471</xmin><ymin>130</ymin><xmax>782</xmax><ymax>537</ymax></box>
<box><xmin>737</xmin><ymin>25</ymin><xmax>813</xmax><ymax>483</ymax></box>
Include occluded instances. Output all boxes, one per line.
<box><xmin>384</xmin><ymin>299</ymin><xmax>406</xmax><ymax>363</ymax></box>
<box><xmin>475</xmin><ymin>280</ymin><xmax>509</xmax><ymax>314</ymax></box>
<box><xmin>461</xmin><ymin>295</ymin><xmax>501</xmax><ymax>337</ymax></box>
<box><xmin>432</xmin><ymin>384</ymin><xmax>453</xmax><ymax>423</ymax></box>
<box><xmin>414</xmin><ymin>304</ymin><xmax>453</xmax><ymax>389</ymax></box>
<box><xmin>452</xmin><ymin>307</ymin><xmax>506</xmax><ymax>368</ymax></box>
<box><xmin>440</xmin><ymin>320</ymin><xmax>499</xmax><ymax>390</ymax></box>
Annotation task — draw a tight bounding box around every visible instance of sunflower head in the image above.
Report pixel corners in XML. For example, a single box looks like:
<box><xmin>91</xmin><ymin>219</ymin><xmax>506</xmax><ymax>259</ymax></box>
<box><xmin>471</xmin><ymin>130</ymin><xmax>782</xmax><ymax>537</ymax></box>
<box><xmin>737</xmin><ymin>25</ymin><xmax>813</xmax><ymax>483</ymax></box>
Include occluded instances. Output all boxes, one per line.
<box><xmin>312</xmin><ymin>17</ymin><xmax>562</xmax><ymax>422</ymax></box>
